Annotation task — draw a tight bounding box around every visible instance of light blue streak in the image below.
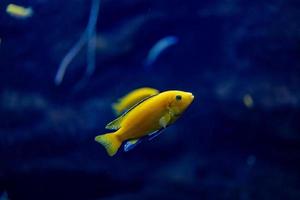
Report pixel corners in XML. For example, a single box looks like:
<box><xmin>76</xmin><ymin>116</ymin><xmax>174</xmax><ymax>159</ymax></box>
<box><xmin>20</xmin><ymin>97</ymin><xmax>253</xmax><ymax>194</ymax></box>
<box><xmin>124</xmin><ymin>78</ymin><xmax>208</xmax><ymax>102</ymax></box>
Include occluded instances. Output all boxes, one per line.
<box><xmin>144</xmin><ymin>36</ymin><xmax>178</xmax><ymax>69</ymax></box>
<box><xmin>86</xmin><ymin>0</ymin><xmax>100</xmax><ymax>77</ymax></box>
<box><xmin>54</xmin><ymin>31</ymin><xmax>88</xmax><ymax>85</ymax></box>
<box><xmin>54</xmin><ymin>0</ymin><xmax>100</xmax><ymax>86</ymax></box>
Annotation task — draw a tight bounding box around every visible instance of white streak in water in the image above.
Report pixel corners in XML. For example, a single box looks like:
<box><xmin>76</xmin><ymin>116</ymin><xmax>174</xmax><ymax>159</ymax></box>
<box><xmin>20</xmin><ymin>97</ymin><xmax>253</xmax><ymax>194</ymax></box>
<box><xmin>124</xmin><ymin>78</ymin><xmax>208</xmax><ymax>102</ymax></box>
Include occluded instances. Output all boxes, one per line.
<box><xmin>144</xmin><ymin>36</ymin><xmax>178</xmax><ymax>69</ymax></box>
<box><xmin>54</xmin><ymin>32</ymin><xmax>88</xmax><ymax>85</ymax></box>
<box><xmin>86</xmin><ymin>0</ymin><xmax>100</xmax><ymax>77</ymax></box>
<box><xmin>54</xmin><ymin>0</ymin><xmax>100</xmax><ymax>86</ymax></box>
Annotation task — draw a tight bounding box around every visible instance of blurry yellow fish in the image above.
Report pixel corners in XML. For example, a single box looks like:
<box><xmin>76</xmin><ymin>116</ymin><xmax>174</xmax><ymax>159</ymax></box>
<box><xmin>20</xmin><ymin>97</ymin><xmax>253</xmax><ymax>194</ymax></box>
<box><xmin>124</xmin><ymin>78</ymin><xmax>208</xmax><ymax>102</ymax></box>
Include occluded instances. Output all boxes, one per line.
<box><xmin>6</xmin><ymin>4</ymin><xmax>33</xmax><ymax>18</ymax></box>
<box><xmin>112</xmin><ymin>87</ymin><xmax>159</xmax><ymax>115</ymax></box>
<box><xmin>243</xmin><ymin>94</ymin><xmax>254</xmax><ymax>108</ymax></box>
<box><xmin>95</xmin><ymin>90</ymin><xmax>194</xmax><ymax>156</ymax></box>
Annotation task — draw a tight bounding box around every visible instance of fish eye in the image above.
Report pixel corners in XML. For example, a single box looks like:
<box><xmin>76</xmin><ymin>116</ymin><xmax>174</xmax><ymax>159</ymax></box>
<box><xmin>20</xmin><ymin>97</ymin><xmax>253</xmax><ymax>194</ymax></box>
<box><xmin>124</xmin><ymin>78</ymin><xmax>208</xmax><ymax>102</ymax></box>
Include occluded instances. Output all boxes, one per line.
<box><xmin>176</xmin><ymin>95</ymin><xmax>182</xmax><ymax>101</ymax></box>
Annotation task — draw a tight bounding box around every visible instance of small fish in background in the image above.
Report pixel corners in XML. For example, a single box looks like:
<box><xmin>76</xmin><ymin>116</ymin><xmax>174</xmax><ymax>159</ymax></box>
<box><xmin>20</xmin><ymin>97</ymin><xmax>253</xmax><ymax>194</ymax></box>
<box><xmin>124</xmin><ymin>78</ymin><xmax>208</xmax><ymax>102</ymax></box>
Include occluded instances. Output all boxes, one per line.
<box><xmin>6</xmin><ymin>4</ymin><xmax>33</xmax><ymax>19</ymax></box>
<box><xmin>243</xmin><ymin>94</ymin><xmax>254</xmax><ymax>108</ymax></box>
<box><xmin>95</xmin><ymin>90</ymin><xmax>194</xmax><ymax>156</ymax></box>
<box><xmin>144</xmin><ymin>36</ymin><xmax>178</xmax><ymax>70</ymax></box>
<box><xmin>112</xmin><ymin>87</ymin><xmax>159</xmax><ymax>115</ymax></box>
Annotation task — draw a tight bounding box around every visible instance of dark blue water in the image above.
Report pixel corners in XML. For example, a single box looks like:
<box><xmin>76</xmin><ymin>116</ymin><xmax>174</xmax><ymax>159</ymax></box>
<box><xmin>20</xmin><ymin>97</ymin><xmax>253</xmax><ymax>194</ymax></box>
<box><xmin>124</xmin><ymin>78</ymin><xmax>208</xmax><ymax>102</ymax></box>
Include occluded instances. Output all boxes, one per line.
<box><xmin>0</xmin><ymin>0</ymin><xmax>300</xmax><ymax>199</ymax></box>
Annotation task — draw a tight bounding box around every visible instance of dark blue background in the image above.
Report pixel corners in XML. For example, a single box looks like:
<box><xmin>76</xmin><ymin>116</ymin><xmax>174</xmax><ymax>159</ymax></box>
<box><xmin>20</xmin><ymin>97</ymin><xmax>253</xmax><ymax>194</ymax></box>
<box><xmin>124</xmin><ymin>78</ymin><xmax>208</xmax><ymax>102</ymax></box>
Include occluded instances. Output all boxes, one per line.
<box><xmin>0</xmin><ymin>0</ymin><xmax>300</xmax><ymax>199</ymax></box>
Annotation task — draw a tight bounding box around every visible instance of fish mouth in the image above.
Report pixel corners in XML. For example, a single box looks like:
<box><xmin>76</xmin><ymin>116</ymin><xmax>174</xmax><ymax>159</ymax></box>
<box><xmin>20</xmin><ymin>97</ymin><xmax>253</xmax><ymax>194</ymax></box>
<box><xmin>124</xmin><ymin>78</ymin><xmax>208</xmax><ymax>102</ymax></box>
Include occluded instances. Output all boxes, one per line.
<box><xmin>187</xmin><ymin>92</ymin><xmax>194</xmax><ymax>101</ymax></box>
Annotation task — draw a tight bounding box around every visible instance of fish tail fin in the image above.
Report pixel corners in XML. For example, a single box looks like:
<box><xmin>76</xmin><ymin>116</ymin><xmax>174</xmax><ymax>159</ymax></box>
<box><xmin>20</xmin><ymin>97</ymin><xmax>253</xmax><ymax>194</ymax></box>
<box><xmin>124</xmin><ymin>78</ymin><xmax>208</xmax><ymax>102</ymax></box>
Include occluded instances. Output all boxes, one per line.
<box><xmin>95</xmin><ymin>132</ymin><xmax>122</xmax><ymax>156</ymax></box>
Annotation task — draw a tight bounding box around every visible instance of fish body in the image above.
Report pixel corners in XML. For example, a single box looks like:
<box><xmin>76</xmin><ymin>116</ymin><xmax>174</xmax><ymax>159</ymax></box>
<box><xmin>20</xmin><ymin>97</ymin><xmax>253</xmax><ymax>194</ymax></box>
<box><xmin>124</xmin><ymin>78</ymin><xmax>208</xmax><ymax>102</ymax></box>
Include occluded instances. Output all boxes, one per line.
<box><xmin>95</xmin><ymin>90</ymin><xmax>194</xmax><ymax>156</ymax></box>
<box><xmin>112</xmin><ymin>87</ymin><xmax>159</xmax><ymax>115</ymax></box>
<box><xmin>6</xmin><ymin>4</ymin><xmax>33</xmax><ymax>18</ymax></box>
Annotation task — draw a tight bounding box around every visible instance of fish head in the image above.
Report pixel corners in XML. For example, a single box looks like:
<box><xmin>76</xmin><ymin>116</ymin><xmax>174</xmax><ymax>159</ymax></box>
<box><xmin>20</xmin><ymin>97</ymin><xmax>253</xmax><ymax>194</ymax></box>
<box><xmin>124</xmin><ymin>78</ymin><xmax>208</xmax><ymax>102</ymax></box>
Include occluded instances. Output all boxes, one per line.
<box><xmin>167</xmin><ymin>91</ymin><xmax>194</xmax><ymax>116</ymax></box>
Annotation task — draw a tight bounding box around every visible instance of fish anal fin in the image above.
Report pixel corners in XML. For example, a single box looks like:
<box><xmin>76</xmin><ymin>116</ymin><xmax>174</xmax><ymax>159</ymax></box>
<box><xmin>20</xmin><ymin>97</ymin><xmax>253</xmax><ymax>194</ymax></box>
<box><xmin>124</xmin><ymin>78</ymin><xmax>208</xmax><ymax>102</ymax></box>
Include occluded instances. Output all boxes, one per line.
<box><xmin>124</xmin><ymin>138</ymin><xmax>142</xmax><ymax>152</ymax></box>
<box><xmin>148</xmin><ymin>128</ymin><xmax>165</xmax><ymax>141</ymax></box>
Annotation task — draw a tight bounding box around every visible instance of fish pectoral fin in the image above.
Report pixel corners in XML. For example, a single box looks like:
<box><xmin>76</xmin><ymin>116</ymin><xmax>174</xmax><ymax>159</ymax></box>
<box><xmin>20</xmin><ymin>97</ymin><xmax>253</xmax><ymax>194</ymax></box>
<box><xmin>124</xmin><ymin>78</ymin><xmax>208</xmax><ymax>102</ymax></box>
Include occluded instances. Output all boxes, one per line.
<box><xmin>105</xmin><ymin>116</ymin><xmax>124</xmax><ymax>130</ymax></box>
<box><xmin>159</xmin><ymin>113</ymin><xmax>171</xmax><ymax>128</ymax></box>
<box><xmin>124</xmin><ymin>138</ymin><xmax>142</xmax><ymax>152</ymax></box>
<box><xmin>148</xmin><ymin>128</ymin><xmax>165</xmax><ymax>141</ymax></box>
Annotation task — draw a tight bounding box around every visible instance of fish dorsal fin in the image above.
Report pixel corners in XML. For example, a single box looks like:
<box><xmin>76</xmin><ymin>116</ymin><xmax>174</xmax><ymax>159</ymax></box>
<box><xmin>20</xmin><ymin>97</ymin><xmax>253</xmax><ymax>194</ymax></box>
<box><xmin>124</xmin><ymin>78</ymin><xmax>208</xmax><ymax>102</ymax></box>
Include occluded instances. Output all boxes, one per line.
<box><xmin>105</xmin><ymin>116</ymin><xmax>124</xmax><ymax>130</ymax></box>
<box><xmin>124</xmin><ymin>128</ymin><xmax>165</xmax><ymax>151</ymax></box>
<box><xmin>120</xmin><ymin>94</ymin><xmax>158</xmax><ymax>116</ymax></box>
<box><xmin>106</xmin><ymin>94</ymin><xmax>158</xmax><ymax>130</ymax></box>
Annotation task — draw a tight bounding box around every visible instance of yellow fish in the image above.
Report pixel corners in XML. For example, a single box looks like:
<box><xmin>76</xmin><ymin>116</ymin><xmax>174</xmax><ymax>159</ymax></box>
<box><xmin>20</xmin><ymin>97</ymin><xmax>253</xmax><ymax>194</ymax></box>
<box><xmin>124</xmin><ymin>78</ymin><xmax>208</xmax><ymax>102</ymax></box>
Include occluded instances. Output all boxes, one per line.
<box><xmin>112</xmin><ymin>87</ymin><xmax>159</xmax><ymax>115</ymax></box>
<box><xmin>243</xmin><ymin>94</ymin><xmax>254</xmax><ymax>108</ymax></box>
<box><xmin>6</xmin><ymin>4</ymin><xmax>33</xmax><ymax>19</ymax></box>
<box><xmin>95</xmin><ymin>90</ymin><xmax>194</xmax><ymax>156</ymax></box>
